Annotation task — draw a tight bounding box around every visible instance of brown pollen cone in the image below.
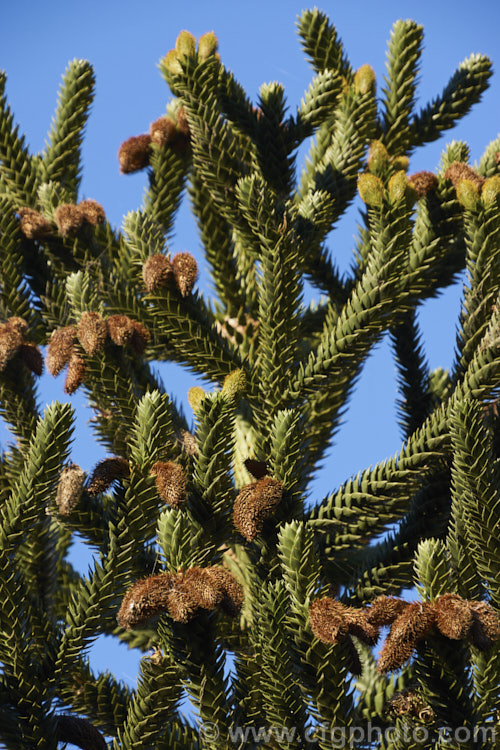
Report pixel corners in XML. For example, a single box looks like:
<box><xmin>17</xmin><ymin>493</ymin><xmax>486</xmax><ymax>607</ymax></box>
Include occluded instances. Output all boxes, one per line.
<box><xmin>54</xmin><ymin>203</ymin><xmax>85</xmax><ymax>237</ymax></box>
<box><xmin>18</xmin><ymin>207</ymin><xmax>53</xmax><ymax>239</ymax></box>
<box><xmin>64</xmin><ymin>353</ymin><xmax>86</xmax><ymax>394</ymax></box>
<box><xmin>87</xmin><ymin>456</ymin><xmax>130</xmax><ymax>495</ymax></box>
<box><xmin>107</xmin><ymin>314</ymin><xmax>136</xmax><ymax>346</ymax></box>
<box><xmin>172</xmin><ymin>252</ymin><xmax>198</xmax><ymax>296</ymax></box>
<box><xmin>377</xmin><ymin>637</ymin><xmax>416</xmax><ymax>674</ymax></box>
<box><xmin>79</xmin><ymin>199</ymin><xmax>106</xmax><ymax>226</ymax></box>
<box><xmin>56</xmin><ymin>463</ymin><xmax>85</xmax><ymax>515</ymax></box>
<box><xmin>178</xmin><ymin>567</ymin><xmax>222</xmax><ymax>610</ymax></box>
<box><xmin>468</xmin><ymin>600</ymin><xmax>500</xmax><ymax>650</ymax></box>
<box><xmin>118</xmin><ymin>134</ymin><xmax>152</xmax><ymax>173</ymax></box>
<box><xmin>56</xmin><ymin>714</ymin><xmax>107</xmax><ymax>750</ymax></box>
<box><xmin>47</xmin><ymin>326</ymin><xmax>77</xmax><ymax>376</ymax></box>
<box><xmin>345</xmin><ymin>608</ymin><xmax>380</xmax><ymax>646</ymax></box>
<box><xmin>408</xmin><ymin>171</ymin><xmax>439</xmax><ymax>198</ymax></box>
<box><xmin>77</xmin><ymin>311</ymin><xmax>108</xmax><ymax>356</ymax></box>
<box><xmin>377</xmin><ymin>602</ymin><xmax>436</xmax><ymax>673</ymax></box>
<box><xmin>118</xmin><ymin>566</ymin><xmax>243</xmax><ymax>629</ymax></box>
<box><xmin>117</xmin><ymin>573</ymin><xmax>177</xmax><ymax>628</ymax></box>
<box><xmin>142</xmin><ymin>254</ymin><xmax>174</xmax><ymax>292</ymax></box>
<box><xmin>365</xmin><ymin>595</ymin><xmax>409</xmax><ymax>626</ymax></box>
<box><xmin>150</xmin><ymin>116</ymin><xmax>178</xmax><ymax>147</ymax></box>
<box><xmin>444</xmin><ymin>162</ymin><xmax>485</xmax><ymax>190</ymax></box>
<box><xmin>0</xmin><ymin>320</ymin><xmax>25</xmax><ymax>371</ymax></box>
<box><xmin>309</xmin><ymin>597</ymin><xmax>352</xmax><ymax>644</ymax></box>
<box><xmin>6</xmin><ymin>317</ymin><xmax>28</xmax><ymax>336</ymax></box>
<box><xmin>19</xmin><ymin>342</ymin><xmax>43</xmax><ymax>376</ymax></box>
<box><xmin>205</xmin><ymin>566</ymin><xmax>244</xmax><ymax>617</ymax></box>
<box><xmin>433</xmin><ymin>594</ymin><xmax>473</xmax><ymax>639</ymax></box>
<box><xmin>151</xmin><ymin>460</ymin><xmax>187</xmax><ymax>508</ymax></box>
<box><xmin>232</xmin><ymin>477</ymin><xmax>283</xmax><ymax>542</ymax></box>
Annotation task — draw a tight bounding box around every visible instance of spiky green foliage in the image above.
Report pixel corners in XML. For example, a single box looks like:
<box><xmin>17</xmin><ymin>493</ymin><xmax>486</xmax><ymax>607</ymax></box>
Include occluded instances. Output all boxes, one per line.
<box><xmin>1</xmin><ymin>9</ymin><xmax>500</xmax><ymax>749</ymax></box>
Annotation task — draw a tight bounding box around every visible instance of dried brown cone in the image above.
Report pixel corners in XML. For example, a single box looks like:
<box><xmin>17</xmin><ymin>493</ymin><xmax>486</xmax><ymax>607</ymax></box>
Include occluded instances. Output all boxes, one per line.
<box><xmin>47</xmin><ymin>326</ymin><xmax>77</xmax><ymax>376</ymax></box>
<box><xmin>150</xmin><ymin>116</ymin><xmax>178</xmax><ymax>147</ymax></box>
<box><xmin>232</xmin><ymin>477</ymin><xmax>283</xmax><ymax>542</ymax></box>
<box><xmin>118</xmin><ymin>134</ymin><xmax>152</xmax><ymax>173</ymax></box>
<box><xmin>117</xmin><ymin>573</ymin><xmax>179</xmax><ymax>628</ymax></box>
<box><xmin>107</xmin><ymin>314</ymin><xmax>136</xmax><ymax>346</ymax></box>
<box><xmin>56</xmin><ymin>714</ymin><xmax>106</xmax><ymax>750</ymax></box>
<box><xmin>129</xmin><ymin>320</ymin><xmax>150</xmax><ymax>354</ymax></box>
<box><xmin>408</xmin><ymin>171</ymin><xmax>439</xmax><ymax>198</ymax></box>
<box><xmin>79</xmin><ymin>199</ymin><xmax>106</xmax><ymax>226</ymax></box>
<box><xmin>205</xmin><ymin>566</ymin><xmax>244</xmax><ymax>617</ymax></box>
<box><xmin>172</xmin><ymin>252</ymin><xmax>198</xmax><ymax>296</ymax></box>
<box><xmin>366</xmin><ymin>595</ymin><xmax>409</xmax><ymax>626</ymax></box>
<box><xmin>64</xmin><ymin>353</ymin><xmax>86</xmax><ymax>394</ymax></box>
<box><xmin>178</xmin><ymin>567</ymin><xmax>223</xmax><ymax>610</ymax></box>
<box><xmin>56</xmin><ymin>463</ymin><xmax>85</xmax><ymax>515</ymax></box>
<box><xmin>468</xmin><ymin>600</ymin><xmax>500</xmax><ymax>650</ymax></box>
<box><xmin>163</xmin><ymin>584</ymin><xmax>199</xmax><ymax>623</ymax></box>
<box><xmin>6</xmin><ymin>316</ymin><xmax>28</xmax><ymax>336</ymax></box>
<box><xmin>18</xmin><ymin>342</ymin><xmax>43</xmax><ymax>376</ymax></box>
<box><xmin>77</xmin><ymin>312</ymin><xmax>108</xmax><ymax>356</ymax></box>
<box><xmin>18</xmin><ymin>207</ymin><xmax>53</xmax><ymax>239</ymax></box>
<box><xmin>377</xmin><ymin>602</ymin><xmax>437</xmax><ymax>673</ymax></box>
<box><xmin>386</xmin><ymin>689</ymin><xmax>434</xmax><ymax>722</ymax></box>
<box><xmin>54</xmin><ymin>203</ymin><xmax>85</xmax><ymax>237</ymax></box>
<box><xmin>142</xmin><ymin>254</ymin><xmax>174</xmax><ymax>292</ymax></box>
<box><xmin>444</xmin><ymin>162</ymin><xmax>485</xmax><ymax>190</ymax></box>
<box><xmin>345</xmin><ymin>608</ymin><xmax>380</xmax><ymax>646</ymax></box>
<box><xmin>0</xmin><ymin>321</ymin><xmax>24</xmax><ymax>371</ymax></box>
<box><xmin>151</xmin><ymin>460</ymin><xmax>187</xmax><ymax>508</ymax></box>
<box><xmin>433</xmin><ymin>594</ymin><xmax>473</xmax><ymax>639</ymax></box>
<box><xmin>309</xmin><ymin>597</ymin><xmax>352</xmax><ymax>643</ymax></box>
<box><xmin>87</xmin><ymin>456</ymin><xmax>130</xmax><ymax>495</ymax></box>
<box><xmin>377</xmin><ymin>637</ymin><xmax>416</xmax><ymax>674</ymax></box>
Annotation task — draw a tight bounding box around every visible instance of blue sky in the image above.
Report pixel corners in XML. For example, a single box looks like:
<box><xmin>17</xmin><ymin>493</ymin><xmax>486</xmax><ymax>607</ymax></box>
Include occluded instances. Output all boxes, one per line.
<box><xmin>1</xmin><ymin>0</ymin><xmax>499</xmax><ymax>707</ymax></box>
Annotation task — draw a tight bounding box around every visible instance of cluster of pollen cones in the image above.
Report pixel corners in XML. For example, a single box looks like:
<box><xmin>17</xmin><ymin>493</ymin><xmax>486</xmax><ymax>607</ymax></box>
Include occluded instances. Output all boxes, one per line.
<box><xmin>309</xmin><ymin>593</ymin><xmax>500</xmax><ymax>674</ymax></box>
<box><xmin>18</xmin><ymin>199</ymin><xmax>105</xmax><ymax>240</ymax></box>
<box><xmin>118</xmin><ymin>106</ymin><xmax>190</xmax><ymax>174</ymax></box>
<box><xmin>0</xmin><ymin>317</ymin><xmax>43</xmax><ymax>375</ymax></box>
<box><xmin>117</xmin><ymin>566</ymin><xmax>243</xmax><ymax>628</ymax></box>
<box><xmin>142</xmin><ymin>252</ymin><xmax>198</xmax><ymax>297</ymax></box>
<box><xmin>47</xmin><ymin>312</ymin><xmax>149</xmax><ymax>394</ymax></box>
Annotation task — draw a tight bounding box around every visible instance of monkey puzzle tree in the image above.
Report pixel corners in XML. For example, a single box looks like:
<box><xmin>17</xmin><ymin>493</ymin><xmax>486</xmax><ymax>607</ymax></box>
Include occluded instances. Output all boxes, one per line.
<box><xmin>0</xmin><ymin>8</ymin><xmax>499</xmax><ymax>749</ymax></box>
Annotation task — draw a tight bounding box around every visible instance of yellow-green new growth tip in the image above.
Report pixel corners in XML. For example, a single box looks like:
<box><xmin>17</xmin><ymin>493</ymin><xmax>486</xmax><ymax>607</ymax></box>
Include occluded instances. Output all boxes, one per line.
<box><xmin>222</xmin><ymin>369</ymin><xmax>247</xmax><ymax>400</ymax></box>
<box><xmin>354</xmin><ymin>64</ymin><xmax>376</xmax><ymax>96</ymax></box>
<box><xmin>176</xmin><ymin>31</ymin><xmax>197</xmax><ymax>58</ymax></box>
<box><xmin>188</xmin><ymin>386</ymin><xmax>206</xmax><ymax>412</ymax></box>
<box><xmin>198</xmin><ymin>32</ymin><xmax>218</xmax><ymax>61</ymax></box>
<box><xmin>481</xmin><ymin>175</ymin><xmax>500</xmax><ymax>205</ymax></box>
<box><xmin>388</xmin><ymin>171</ymin><xmax>417</xmax><ymax>206</ymax></box>
<box><xmin>367</xmin><ymin>140</ymin><xmax>390</xmax><ymax>174</ymax></box>
<box><xmin>163</xmin><ymin>49</ymin><xmax>183</xmax><ymax>76</ymax></box>
<box><xmin>357</xmin><ymin>173</ymin><xmax>384</xmax><ymax>208</ymax></box>
<box><xmin>456</xmin><ymin>179</ymin><xmax>481</xmax><ymax>210</ymax></box>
